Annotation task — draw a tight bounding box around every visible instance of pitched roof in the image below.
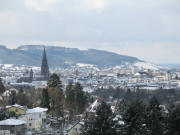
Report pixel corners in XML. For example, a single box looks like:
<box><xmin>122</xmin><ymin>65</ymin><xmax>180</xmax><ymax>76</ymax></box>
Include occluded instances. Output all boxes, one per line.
<box><xmin>0</xmin><ymin>119</ymin><xmax>26</xmax><ymax>126</ymax></box>
<box><xmin>27</xmin><ymin>107</ymin><xmax>48</xmax><ymax>114</ymax></box>
<box><xmin>6</xmin><ymin>104</ymin><xmax>27</xmax><ymax>110</ymax></box>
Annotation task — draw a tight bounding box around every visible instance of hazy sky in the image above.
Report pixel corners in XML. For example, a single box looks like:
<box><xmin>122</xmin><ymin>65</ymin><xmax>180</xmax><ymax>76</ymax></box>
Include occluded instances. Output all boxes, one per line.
<box><xmin>0</xmin><ymin>0</ymin><xmax>180</xmax><ymax>64</ymax></box>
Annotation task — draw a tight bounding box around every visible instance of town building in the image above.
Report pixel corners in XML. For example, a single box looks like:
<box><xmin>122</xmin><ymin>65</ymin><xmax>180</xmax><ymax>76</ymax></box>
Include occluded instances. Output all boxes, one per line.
<box><xmin>0</xmin><ymin>119</ymin><xmax>26</xmax><ymax>135</ymax></box>
<box><xmin>19</xmin><ymin>107</ymin><xmax>48</xmax><ymax>132</ymax></box>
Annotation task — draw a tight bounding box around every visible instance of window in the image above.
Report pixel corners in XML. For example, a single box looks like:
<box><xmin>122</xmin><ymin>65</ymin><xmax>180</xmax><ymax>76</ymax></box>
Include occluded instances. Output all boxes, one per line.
<box><xmin>29</xmin><ymin>123</ymin><xmax>32</xmax><ymax>126</ymax></box>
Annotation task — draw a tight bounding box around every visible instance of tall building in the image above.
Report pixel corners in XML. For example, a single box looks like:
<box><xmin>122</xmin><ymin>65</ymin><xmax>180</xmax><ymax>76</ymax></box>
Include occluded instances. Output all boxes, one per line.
<box><xmin>41</xmin><ymin>48</ymin><xmax>49</xmax><ymax>81</ymax></box>
<box><xmin>30</xmin><ymin>69</ymin><xmax>33</xmax><ymax>81</ymax></box>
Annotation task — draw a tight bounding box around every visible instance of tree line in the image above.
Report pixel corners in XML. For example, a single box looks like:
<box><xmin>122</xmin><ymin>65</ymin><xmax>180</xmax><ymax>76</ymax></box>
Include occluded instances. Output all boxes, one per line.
<box><xmin>0</xmin><ymin>74</ymin><xmax>88</xmax><ymax>118</ymax></box>
<box><xmin>41</xmin><ymin>73</ymin><xmax>88</xmax><ymax>117</ymax></box>
<box><xmin>81</xmin><ymin>97</ymin><xmax>180</xmax><ymax>135</ymax></box>
<box><xmin>92</xmin><ymin>87</ymin><xmax>180</xmax><ymax>105</ymax></box>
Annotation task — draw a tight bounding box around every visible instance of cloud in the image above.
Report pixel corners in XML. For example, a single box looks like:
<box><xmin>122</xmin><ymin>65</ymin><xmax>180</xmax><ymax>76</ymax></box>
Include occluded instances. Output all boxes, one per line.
<box><xmin>25</xmin><ymin>0</ymin><xmax>109</xmax><ymax>15</ymax></box>
<box><xmin>81</xmin><ymin>0</ymin><xmax>108</xmax><ymax>13</ymax></box>
<box><xmin>25</xmin><ymin>0</ymin><xmax>58</xmax><ymax>12</ymax></box>
<box><xmin>0</xmin><ymin>0</ymin><xmax>180</xmax><ymax>63</ymax></box>
<box><xmin>0</xmin><ymin>11</ymin><xmax>18</xmax><ymax>34</ymax></box>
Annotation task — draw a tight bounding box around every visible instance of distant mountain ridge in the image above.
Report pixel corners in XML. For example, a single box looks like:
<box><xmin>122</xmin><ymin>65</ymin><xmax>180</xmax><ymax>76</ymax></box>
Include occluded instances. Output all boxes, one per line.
<box><xmin>0</xmin><ymin>45</ymin><xmax>141</xmax><ymax>68</ymax></box>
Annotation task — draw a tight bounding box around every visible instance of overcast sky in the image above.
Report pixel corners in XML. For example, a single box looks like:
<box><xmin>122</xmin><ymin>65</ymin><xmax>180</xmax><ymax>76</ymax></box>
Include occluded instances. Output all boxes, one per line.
<box><xmin>0</xmin><ymin>0</ymin><xmax>180</xmax><ymax>64</ymax></box>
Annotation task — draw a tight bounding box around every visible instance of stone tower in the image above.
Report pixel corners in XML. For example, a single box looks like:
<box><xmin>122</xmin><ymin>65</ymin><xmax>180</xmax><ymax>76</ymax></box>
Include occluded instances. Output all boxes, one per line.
<box><xmin>41</xmin><ymin>48</ymin><xmax>49</xmax><ymax>80</ymax></box>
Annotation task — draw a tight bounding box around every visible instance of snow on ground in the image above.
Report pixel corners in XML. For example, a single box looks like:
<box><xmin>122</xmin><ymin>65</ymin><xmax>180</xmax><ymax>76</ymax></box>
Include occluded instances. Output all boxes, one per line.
<box><xmin>134</xmin><ymin>62</ymin><xmax>159</xmax><ymax>70</ymax></box>
<box><xmin>134</xmin><ymin>62</ymin><xmax>170</xmax><ymax>70</ymax></box>
<box><xmin>77</xmin><ymin>63</ymin><xmax>99</xmax><ymax>71</ymax></box>
<box><xmin>77</xmin><ymin>63</ymin><xmax>94</xmax><ymax>67</ymax></box>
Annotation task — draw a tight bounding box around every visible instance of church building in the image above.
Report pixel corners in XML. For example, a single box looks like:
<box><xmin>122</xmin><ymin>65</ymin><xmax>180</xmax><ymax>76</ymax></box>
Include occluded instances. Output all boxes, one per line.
<box><xmin>41</xmin><ymin>48</ymin><xmax>50</xmax><ymax>81</ymax></box>
<box><xmin>17</xmin><ymin>48</ymin><xmax>50</xmax><ymax>83</ymax></box>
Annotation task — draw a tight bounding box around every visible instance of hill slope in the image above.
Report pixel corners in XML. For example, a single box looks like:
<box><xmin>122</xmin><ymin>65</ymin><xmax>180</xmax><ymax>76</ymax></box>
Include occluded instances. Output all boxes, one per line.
<box><xmin>0</xmin><ymin>45</ymin><xmax>141</xmax><ymax>68</ymax></box>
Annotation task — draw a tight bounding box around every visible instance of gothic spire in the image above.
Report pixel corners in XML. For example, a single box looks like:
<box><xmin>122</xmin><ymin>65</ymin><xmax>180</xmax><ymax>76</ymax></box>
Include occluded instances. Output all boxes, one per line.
<box><xmin>41</xmin><ymin>48</ymin><xmax>49</xmax><ymax>80</ymax></box>
<box><xmin>43</xmin><ymin>48</ymin><xmax>47</xmax><ymax>60</ymax></box>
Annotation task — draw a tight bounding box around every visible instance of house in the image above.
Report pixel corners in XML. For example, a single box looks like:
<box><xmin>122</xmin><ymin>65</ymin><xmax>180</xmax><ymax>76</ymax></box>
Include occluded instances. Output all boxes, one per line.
<box><xmin>85</xmin><ymin>99</ymin><xmax>103</xmax><ymax>118</ymax></box>
<box><xmin>0</xmin><ymin>119</ymin><xmax>26</xmax><ymax>135</ymax></box>
<box><xmin>67</xmin><ymin>121</ymin><xmax>84</xmax><ymax>135</ymax></box>
<box><xmin>19</xmin><ymin>107</ymin><xmax>48</xmax><ymax>132</ymax></box>
<box><xmin>6</xmin><ymin>104</ymin><xmax>27</xmax><ymax>116</ymax></box>
<box><xmin>5</xmin><ymin>104</ymin><xmax>48</xmax><ymax>132</ymax></box>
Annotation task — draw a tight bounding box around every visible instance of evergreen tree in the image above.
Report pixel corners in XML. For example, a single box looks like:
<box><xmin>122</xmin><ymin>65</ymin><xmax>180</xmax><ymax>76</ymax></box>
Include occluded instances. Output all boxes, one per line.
<box><xmin>48</xmin><ymin>87</ymin><xmax>64</xmax><ymax>116</ymax></box>
<box><xmin>124</xmin><ymin>89</ymin><xmax>135</xmax><ymax>104</ymax></box>
<box><xmin>73</xmin><ymin>82</ymin><xmax>87</xmax><ymax>114</ymax></box>
<box><xmin>81</xmin><ymin>115</ymin><xmax>96</xmax><ymax>135</ymax></box>
<box><xmin>65</xmin><ymin>83</ymin><xmax>75</xmax><ymax>115</ymax></box>
<box><xmin>41</xmin><ymin>88</ymin><xmax>50</xmax><ymax>110</ymax></box>
<box><xmin>81</xmin><ymin>101</ymin><xmax>116</xmax><ymax>135</ymax></box>
<box><xmin>175</xmin><ymin>75</ymin><xmax>178</xmax><ymax>80</ymax></box>
<box><xmin>48</xmin><ymin>73</ymin><xmax>62</xmax><ymax>89</ymax></box>
<box><xmin>0</xmin><ymin>78</ymin><xmax>5</xmax><ymax>94</ymax></box>
<box><xmin>9</xmin><ymin>91</ymin><xmax>16</xmax><ymax>105</ymax></box>
<box><xmin>0</xmin><ymin>108</ymin><xmax>15</xmax><ymax>120</ymax></box>
<box><xmin>122</xmin><ymin>98</ymin><xmax>146</xmax><ymax>135</ymax></box>
<box><xmin>65</xmin><ymin>82</ymin><xmax>87</xmax><ymax>115</ymax></box>
<box><xmin>167</xmin><ymin>105</ymin><xmax>180</xmax><ymax>135</ymax></box>
<box><xmin>48</xmin><ymin>73</ymin><xmax>64</xmax><ymax>115</ymax></box>
<box><xmin>145</xmin><ymin>96</ymin><xmax>163</xmax><ymax>135</ymax></box>
<box><xmin>115</xmin><ymin>98</ymin><xmax>127</xmax><ymax>115</ymax></box>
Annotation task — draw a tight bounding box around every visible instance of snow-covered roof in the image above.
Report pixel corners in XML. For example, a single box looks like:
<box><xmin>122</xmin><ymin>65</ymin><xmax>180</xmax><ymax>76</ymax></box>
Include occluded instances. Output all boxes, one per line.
<box><xmin>6</xmin><ymin>104</ymin><xmax>27</xmax><ymax>110</ymax></box>
<box><xmin>27</xmin><ymin>107</ymin><xmax>48</xmax><ymax>114</ymax></box>
<box><xmin>0</xmin><ymin>119</ymin><xmax>26</xmax><ymax>126</ymax></box>
<box><xmin>88</xmin><ymin>99</ymin><xmax>101</xmax><ymax>113</ymax></box>
<box><xmin>135</xmin><ymin>73</ymin><xmax>141</xmax><ymax>76</ymax></box>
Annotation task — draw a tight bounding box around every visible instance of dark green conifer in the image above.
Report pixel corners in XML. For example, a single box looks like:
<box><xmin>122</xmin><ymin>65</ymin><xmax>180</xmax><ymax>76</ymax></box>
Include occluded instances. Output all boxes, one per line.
<box><xmin>81</xmin><ymin>101</ymin><xmax>116</xmax><ymax>135</ymax></box>
<box><xmin>122</xmin><ymin>98</ymin><xmax>146</xmax><ymax>135</ymax></box>
<box><xmin>168</xmin><ymin>105</ymin><xmax>180</xmax><ymax>135</ymax></box>
<box><xmin>48</xmin><ymin>73</ymin><xmax>62</xmax><ymax>89</ymax></box>
<box><xmin>146</xmin><ymin>96</ymin><xmax>163</xmax><ymax>135</ymax></box>
<box><xmin>41</xmin><ymin>88</ymin><xmax>50</xmax><ymax>110</ymax></box>
<box><xmin>0</xmin><ymin>78</ymin><xmax>5</xmax><ymax>94</ymax></box>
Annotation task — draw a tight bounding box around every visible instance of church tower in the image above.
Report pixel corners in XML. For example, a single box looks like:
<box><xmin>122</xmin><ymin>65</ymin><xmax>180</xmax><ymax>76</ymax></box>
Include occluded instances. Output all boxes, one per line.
<box><xmin>30</xmin><ymin>69</ymin><xmax>33</xmax><ymax>82</ymax></box>
<box><xmin>41</xmin><ymin>48</ymin><xmax>49</xmax><ymax>80</ymax></box>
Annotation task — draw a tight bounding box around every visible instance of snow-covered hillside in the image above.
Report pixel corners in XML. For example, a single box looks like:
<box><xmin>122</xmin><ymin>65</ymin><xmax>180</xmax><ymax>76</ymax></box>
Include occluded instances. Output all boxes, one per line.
<box><xmin>76</xmin><ymin>63</ymin><xmax>99</xmax><ymax>71</ymax></box>
<box><xmin>134</xmin><ymin>62</ymin><xmax>169</xmax><ymax>70</ymax></box>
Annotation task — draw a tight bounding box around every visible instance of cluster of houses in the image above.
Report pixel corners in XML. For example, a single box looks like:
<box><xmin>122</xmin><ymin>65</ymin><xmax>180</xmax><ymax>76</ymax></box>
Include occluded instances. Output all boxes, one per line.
<box><xmin>1</xmin><ymin>62</ymin><xmax>180</xmax><ymax>93</ymax></box>
<box><xmin>0</xmin><ymin>104</ymin><xmax>48</xmax><ymax>135</ymax></box>
<box><xmin>58</xmin><ymin>66</ymin><xmax>180</xmax><ymax>92</ymax></box>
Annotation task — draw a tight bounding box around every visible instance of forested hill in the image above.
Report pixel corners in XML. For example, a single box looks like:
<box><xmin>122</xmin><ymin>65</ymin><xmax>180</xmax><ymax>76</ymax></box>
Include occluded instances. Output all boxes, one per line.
<box><xmin>0</xmin><ymin>45</ymin><xmax>141</xmax><ymax>68</ymax></box>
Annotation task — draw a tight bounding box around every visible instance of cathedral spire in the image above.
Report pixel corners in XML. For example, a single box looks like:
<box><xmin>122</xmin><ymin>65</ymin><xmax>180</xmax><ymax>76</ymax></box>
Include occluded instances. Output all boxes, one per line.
<box><xmin>43</xmin><ymin>48</ymin><xmax>47</xmax><ymax>60</ymax></box>
<box><xmin>41</xmin><ymin>48</ymin><xmax>49</xmax><ymax>80</ymax></box>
